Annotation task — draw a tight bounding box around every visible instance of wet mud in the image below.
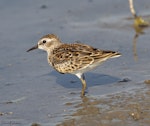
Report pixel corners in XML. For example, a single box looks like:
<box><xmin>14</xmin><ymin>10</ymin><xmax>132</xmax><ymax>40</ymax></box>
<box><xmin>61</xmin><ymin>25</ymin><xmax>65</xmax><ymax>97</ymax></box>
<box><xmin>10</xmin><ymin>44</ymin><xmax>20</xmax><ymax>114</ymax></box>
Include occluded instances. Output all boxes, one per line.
<box><xmin>0</xmin><ymin>0</ymin><xmax>150</xmax><ymax>126</ymax></box>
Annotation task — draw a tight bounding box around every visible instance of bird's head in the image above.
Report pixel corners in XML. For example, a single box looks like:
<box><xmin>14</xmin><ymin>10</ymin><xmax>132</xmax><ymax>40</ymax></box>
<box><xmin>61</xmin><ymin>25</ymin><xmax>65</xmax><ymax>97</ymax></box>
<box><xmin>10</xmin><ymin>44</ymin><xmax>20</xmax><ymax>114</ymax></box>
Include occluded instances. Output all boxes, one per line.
<box><xmin>27</xmin><ymin>34</ymin><xmax>61</xmax><ymax>52</ymax></box>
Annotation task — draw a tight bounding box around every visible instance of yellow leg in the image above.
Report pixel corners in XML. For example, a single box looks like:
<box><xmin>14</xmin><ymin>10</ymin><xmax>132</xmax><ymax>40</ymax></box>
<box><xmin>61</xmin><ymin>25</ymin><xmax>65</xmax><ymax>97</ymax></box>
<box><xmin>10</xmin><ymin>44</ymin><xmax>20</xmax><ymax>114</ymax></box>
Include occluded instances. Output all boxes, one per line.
<box><xmin>80</xmin><ymin>77</ymin><xmax>87</xmax><ymax>96</ymax></box>
<box><xmin>76</xmin><ymin>73</ymin><xmax>87</xmax><ymax>96</ymax></box>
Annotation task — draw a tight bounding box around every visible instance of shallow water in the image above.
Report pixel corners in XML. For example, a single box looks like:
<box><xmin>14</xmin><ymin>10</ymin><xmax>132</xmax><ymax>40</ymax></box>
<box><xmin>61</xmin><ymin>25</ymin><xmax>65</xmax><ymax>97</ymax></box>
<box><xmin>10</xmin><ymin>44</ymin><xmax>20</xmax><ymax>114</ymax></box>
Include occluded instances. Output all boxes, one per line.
<box><xmin>0</xmin><ymin>0</ymin><xmax>150</xmax><ymax>125</ymax></box>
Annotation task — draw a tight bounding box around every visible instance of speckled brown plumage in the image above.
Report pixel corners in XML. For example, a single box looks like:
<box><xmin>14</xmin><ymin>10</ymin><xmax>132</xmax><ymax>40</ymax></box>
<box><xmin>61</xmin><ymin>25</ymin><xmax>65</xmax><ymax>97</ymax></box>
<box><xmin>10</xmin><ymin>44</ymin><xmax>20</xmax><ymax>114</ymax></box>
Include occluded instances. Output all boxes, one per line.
<box><xmin>50</xmin><ymin>43</ymin><xmax>120</xmax><ymax>74</ymax></box>
<box><xmin>27</xmin><ymin>34</ymin><xmax>121</xmax><ymax>96</ymax></box>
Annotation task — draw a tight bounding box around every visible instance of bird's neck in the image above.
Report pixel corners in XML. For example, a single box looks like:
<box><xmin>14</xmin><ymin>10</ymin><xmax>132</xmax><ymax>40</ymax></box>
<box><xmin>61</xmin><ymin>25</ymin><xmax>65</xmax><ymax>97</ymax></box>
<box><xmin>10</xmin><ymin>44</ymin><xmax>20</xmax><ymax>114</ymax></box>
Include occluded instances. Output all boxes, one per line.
<box><xmin>46</xmin><ymin>42</ymin><xmax>62</xmax><ymax>55</ymax></box>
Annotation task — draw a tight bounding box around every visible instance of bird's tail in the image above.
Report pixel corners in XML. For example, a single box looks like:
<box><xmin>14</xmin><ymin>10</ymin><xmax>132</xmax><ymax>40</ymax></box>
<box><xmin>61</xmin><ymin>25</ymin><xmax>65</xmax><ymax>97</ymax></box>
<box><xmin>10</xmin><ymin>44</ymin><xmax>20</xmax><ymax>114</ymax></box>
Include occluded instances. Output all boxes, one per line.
<box><xmin>109</xmin><ymin>51</ymin><xmax>121</xmax><ymax>58</ymax></box>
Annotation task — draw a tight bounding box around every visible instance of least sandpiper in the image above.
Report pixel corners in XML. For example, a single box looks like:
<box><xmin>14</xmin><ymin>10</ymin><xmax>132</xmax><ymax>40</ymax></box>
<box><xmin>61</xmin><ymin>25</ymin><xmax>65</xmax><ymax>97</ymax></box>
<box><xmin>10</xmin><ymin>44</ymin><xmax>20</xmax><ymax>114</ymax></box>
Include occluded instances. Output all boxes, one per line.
<box><xmin>27</xmin><ymin>34</ymin><xmax>121</xmax><ymax>96</ymax></box>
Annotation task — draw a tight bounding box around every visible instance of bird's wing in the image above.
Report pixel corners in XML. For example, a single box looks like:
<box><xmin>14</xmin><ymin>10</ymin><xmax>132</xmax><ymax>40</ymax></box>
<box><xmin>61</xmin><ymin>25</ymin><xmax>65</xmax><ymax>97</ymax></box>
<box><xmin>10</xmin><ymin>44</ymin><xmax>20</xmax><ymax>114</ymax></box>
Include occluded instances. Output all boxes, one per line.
<box><xmin>51</xmin><ymin>43</ymin><xmax>120</xmax><ymax>73</ymax></box>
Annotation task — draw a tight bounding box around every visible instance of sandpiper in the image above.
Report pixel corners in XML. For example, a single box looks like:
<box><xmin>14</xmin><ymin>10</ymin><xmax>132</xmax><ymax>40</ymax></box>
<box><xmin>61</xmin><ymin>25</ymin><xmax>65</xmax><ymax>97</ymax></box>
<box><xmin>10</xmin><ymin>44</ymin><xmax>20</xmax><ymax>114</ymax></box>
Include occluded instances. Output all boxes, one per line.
<box><xmin>27</xmin><ymin>34</ymin><xmax>121</xmax><ymax>96</ymax></box>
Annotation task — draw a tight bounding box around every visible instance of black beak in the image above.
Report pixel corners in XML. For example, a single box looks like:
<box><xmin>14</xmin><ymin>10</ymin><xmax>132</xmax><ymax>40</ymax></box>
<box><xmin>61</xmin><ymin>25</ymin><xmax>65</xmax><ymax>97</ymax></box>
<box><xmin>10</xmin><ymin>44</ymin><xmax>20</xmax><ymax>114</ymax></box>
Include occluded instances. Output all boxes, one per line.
<box><xmin>27</xmin><ymin>45</ymin><xmax>38</xmax><ymax>52</ymax></box>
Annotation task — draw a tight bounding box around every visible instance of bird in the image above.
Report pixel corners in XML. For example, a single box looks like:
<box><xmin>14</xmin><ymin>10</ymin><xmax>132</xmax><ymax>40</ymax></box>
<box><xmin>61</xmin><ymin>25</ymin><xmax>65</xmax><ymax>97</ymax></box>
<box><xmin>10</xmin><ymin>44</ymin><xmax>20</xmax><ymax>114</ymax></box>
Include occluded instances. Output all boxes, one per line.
<box><xmin>27</xmin><ymin>34</ymin><xmax>121</xmax><ymax>96</ymax></box>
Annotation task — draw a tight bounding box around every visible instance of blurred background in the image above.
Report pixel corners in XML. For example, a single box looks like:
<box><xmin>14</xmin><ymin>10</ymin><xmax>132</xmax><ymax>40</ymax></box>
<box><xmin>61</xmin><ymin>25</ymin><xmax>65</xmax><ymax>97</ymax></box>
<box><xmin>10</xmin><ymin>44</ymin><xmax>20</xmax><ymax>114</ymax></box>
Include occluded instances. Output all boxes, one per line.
<box><xmin>0</xmin><ymin>0</ymin><xmax>150</xmax><ymax>125</ymax></box>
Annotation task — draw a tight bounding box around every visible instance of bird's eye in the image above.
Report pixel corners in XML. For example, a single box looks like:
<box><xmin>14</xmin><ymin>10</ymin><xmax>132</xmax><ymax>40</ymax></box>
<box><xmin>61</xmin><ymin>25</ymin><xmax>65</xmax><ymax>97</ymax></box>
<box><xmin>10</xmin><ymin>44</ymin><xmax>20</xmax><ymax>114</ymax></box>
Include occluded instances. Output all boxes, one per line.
<box><xmin>43</xmin><ymin>40</ymin><xmax>46</xmax><ymax>43</ymax></box>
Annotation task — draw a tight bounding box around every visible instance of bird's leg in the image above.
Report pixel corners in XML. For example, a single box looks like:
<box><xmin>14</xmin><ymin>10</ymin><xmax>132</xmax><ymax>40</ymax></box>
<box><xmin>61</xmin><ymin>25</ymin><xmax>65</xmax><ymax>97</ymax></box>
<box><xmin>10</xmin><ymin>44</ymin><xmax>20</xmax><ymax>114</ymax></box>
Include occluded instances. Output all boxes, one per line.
<box><xmin>80</xmin><ymin>74</ymin><xmax>87</xmax><ymax>96</ymax></box>
<box><xmin>76</xmin><ymin>73</ymin><xmax>87</xmax><ymax>97</ymax></box>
